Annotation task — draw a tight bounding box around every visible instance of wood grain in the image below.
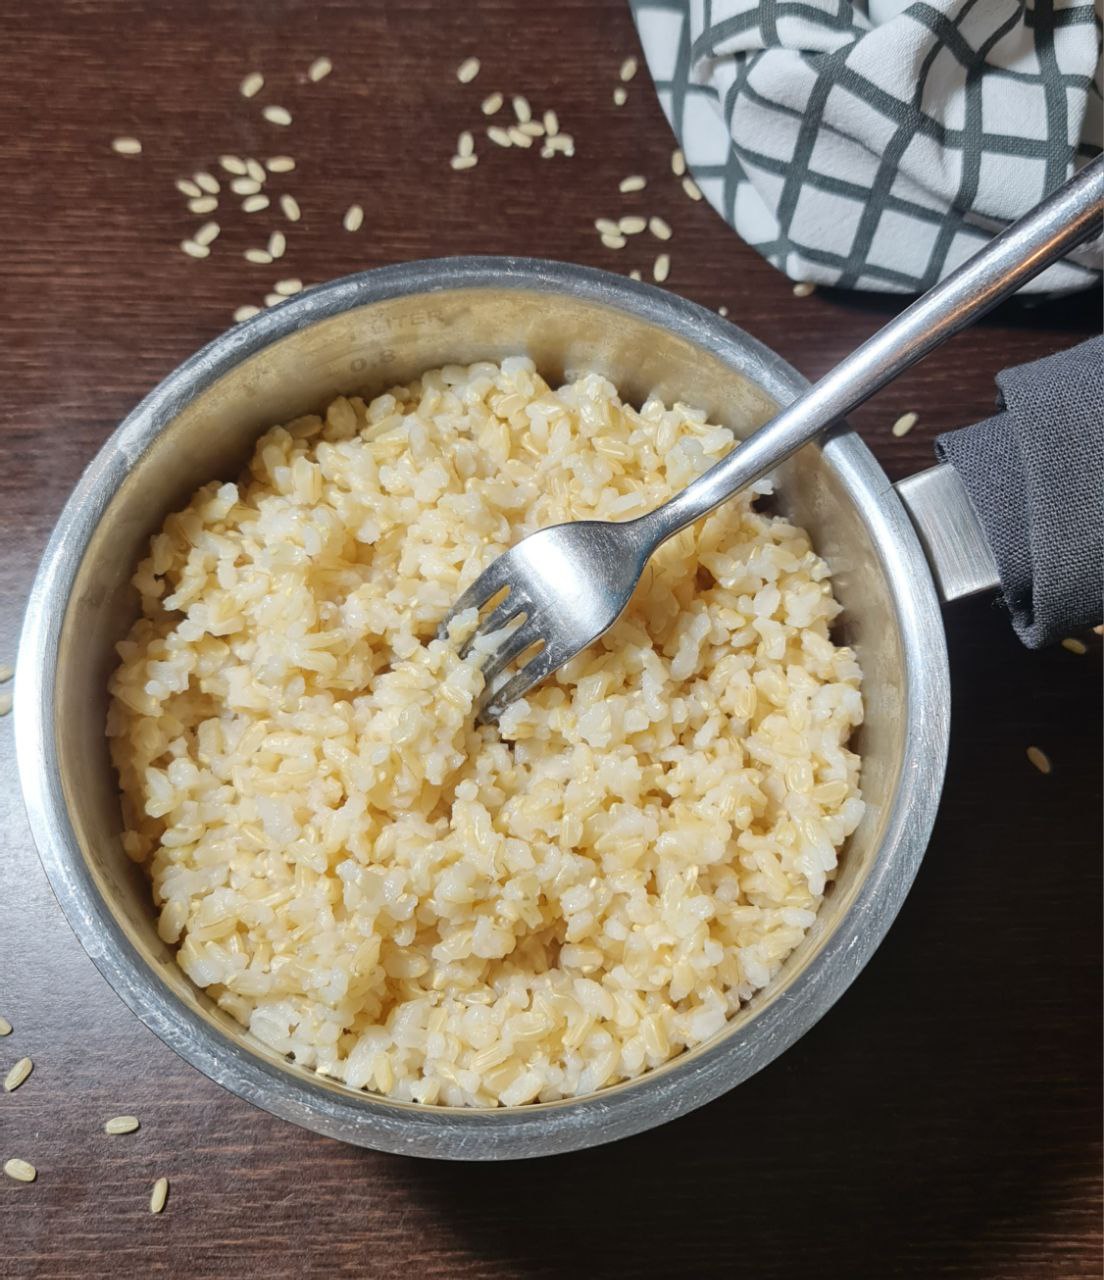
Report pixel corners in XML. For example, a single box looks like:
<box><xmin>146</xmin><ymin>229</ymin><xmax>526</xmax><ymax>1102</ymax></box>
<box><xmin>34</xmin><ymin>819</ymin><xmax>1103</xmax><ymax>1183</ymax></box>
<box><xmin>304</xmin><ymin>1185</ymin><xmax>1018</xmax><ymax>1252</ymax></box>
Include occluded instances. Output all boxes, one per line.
<box><xmin>0</xmin><ymin>2</ymin><xmax>1099</xmax><ymax>1277</ymax></box>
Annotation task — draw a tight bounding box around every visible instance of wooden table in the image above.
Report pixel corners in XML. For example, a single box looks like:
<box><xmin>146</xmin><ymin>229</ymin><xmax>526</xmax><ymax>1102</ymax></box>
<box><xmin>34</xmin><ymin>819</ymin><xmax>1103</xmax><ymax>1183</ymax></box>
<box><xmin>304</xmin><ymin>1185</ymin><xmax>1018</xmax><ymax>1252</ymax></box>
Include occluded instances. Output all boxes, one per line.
<box><xmin>1</xmin><ymin>2</ymin><xmax>1100</xmax><ymax>1276</ymax></box>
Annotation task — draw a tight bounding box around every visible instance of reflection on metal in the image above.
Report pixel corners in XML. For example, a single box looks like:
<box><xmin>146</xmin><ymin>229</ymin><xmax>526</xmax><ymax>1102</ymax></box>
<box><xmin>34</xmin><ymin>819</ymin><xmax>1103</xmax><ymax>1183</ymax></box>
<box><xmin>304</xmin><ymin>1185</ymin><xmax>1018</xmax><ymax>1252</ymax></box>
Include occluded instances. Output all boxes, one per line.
<box><xmin>896</xmin><ymin>464</ymin><xmax>1000</xmax><ymax>603</ymax></box>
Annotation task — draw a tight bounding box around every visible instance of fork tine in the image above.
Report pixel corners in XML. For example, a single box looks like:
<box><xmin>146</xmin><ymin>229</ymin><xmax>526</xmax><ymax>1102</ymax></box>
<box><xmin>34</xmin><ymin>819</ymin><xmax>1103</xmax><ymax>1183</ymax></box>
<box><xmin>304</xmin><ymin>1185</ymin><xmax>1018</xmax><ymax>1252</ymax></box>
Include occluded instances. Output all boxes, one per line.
<box><xmin>477</xmin><ymin>621</ymin><xmax>543</xmax><ymax>686</ymax></box>
<box><xmin>479</xmin><ymin>643</ymin><xmax>559</xmax><ymax>723</ymax></box>
<box><xmin>459</xmin><ymin>593</ymin><xmax>529</xmax><ymax>658</ymax></box>
<box><xmin>437</xmin><ymin>553</ymin><xmax>515</xmax><ymax>641</ymax></box>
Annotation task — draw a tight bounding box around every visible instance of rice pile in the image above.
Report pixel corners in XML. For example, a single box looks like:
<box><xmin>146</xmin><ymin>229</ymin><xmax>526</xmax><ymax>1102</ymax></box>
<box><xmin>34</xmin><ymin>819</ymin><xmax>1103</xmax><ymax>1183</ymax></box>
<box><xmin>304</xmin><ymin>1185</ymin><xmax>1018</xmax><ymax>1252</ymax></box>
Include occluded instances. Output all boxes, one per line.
<box><xmin>108</xmin><ymin>358</ymin><xmax>864</xmax><ymax>1108</ymax></box>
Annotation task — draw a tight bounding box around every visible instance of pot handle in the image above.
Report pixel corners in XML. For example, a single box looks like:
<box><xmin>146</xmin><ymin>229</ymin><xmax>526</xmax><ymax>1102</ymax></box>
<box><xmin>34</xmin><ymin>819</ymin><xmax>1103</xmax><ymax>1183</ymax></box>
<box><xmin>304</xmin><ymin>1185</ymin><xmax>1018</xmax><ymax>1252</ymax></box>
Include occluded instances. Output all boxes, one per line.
<box><xmin>894</xmin><ymin>336</ymin><xmax>1103</xmax><ymax>644</ymax></box>
<box><xmin>895</xmin><ymin>463</ymin><xmax>1000</xmax><ymax>603</ymax></box>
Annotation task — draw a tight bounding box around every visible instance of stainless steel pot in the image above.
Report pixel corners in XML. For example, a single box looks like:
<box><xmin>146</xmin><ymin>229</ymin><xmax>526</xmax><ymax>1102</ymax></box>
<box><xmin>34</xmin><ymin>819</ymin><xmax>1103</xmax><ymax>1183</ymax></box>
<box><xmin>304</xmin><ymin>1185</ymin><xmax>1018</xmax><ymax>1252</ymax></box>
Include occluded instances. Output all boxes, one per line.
<box><xmin>14</xmin><ymin>257</ymin><xmax>998</xmax><ymax>1160</ymax></box>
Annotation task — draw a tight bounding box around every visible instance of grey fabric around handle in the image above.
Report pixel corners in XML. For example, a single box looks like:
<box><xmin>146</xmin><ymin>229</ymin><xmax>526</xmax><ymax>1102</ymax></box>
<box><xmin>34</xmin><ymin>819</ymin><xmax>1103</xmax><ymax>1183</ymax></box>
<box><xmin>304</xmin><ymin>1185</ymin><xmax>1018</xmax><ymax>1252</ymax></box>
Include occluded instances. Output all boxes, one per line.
<box><xmin>935</xmin><ymin>337</ymin><xmax>1103</xmax><ymax>649</ymax></box>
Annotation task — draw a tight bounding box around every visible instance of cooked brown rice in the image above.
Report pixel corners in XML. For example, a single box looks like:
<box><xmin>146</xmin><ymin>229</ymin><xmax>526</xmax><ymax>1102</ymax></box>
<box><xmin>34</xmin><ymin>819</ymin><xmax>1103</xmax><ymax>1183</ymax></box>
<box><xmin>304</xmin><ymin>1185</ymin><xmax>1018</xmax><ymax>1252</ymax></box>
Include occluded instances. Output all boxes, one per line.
<box><xmin>108</xmin><ymin>359</ymin><xmax>864</xmax><ymax>1108</ymax></box>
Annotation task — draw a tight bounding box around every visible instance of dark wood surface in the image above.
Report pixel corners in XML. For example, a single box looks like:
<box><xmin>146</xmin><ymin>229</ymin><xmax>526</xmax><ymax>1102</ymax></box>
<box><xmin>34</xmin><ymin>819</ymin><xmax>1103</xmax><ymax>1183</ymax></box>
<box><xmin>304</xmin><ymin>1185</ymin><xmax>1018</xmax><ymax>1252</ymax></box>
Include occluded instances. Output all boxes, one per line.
<box><xmin>0</xmin><ymin>2</ymin><xmax>1100</xmax><ymax>1276</ymax></box>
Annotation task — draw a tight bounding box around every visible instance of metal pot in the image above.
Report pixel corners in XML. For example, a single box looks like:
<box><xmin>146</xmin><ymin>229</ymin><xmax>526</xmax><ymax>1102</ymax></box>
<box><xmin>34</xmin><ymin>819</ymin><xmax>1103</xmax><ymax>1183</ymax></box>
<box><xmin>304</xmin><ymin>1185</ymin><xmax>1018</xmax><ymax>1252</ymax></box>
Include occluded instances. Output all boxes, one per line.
<box><xmin>14</xmin><ymin>257</ymin><xmax>997</xmax><ymax>1160</ymax></box>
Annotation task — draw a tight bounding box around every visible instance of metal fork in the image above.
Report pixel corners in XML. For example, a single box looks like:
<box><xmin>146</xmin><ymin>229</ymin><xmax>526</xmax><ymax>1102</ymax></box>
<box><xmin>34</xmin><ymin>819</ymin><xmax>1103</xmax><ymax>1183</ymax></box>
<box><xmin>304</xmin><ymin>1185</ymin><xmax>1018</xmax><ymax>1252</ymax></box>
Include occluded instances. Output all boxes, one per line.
<box><xmin>441</xmin><ymin>157</ymin><xmax>1103</xmax><ymax>722</ymax></box>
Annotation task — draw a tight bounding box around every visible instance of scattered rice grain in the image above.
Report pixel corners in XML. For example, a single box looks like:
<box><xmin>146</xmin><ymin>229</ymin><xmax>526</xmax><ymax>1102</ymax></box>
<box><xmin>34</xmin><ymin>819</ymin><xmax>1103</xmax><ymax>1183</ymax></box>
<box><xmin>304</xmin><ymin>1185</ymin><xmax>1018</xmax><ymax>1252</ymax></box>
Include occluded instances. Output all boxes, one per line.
<box><xmin>1026</xmin><ymin>746</ymin><xmax>1052</xmax><ymax>774</ymax></box>
<box><xmin>594</xmin><ymin>218</ymin><xmax>619</xmax><ymax>235</ymax></box>
<box><xmin>266</xmin><ymin>155</ymin><xmax>296</xmax><ymax>173</ymax></box>
<box><xmin>111</xmin><ymin>137</ymin><xmax>142</xmax><ymax>156</ymax></box>
<box><xmin>149</xmin><ymin>1177</ymin><xmax>169</xmax><ymax>1214</ymax></box>
<box><xmin>507</xmin><ymin>127</ymin><xmax>532</xmax><ymax>148</ymax></box>
<box><xmin>104</xmin><ymin>1115</ymin><xmax>140</xmax><ymax>1135</ymax></box>
<box><xmin>239</xmin><ymin>72</ymin><xmax>264</xmax><ymax>99</ymax></box>
<box><xmin>619</xmin><ymin>215</ymin><xmax>646</xmax><ymax>234</ymax></box>
<box><xmin>648</xmin><ymin>215</ymin><xmax>672</xmax><ymax>240</ymax></box>
<box><xmin>232</xmin><ymin>176</ymin><xmax>261</xmax><ymax>196</ymax></box>
<box><xmin>242</xmin><ymin>195</ymin><xmax>270</xmax><ymax>213</ymax></box>
<box><xmin>244</xmin><ymin>248</ymin><xmax>274</xmax><ymax>265</ymax></box>
<box><xmin>619</xmin><ymin>175</ymin><xmax>646</xmax><ymax>193</ymax></box>
<box><xmin>175</xmin><ymin>178</ymin><xmax>202</xmax><ymax>199</ymax></box>
<box><xmin>194</xmin><ymin>171</ymin><xmax>220</xmax><ymax>195</ymax></box>
<box><xmin>267</xmin><ymin>230</ymin><xmax>286</xmax><ymax>259</ymax></box>
<box><xmin>613</xmin><ymin>86</ymin><xmax>627</xmax><ymax>106</ymax></box>
<box><xmin>0</xmin><ymin>692</ymin><xmax>11</xmax><ymax>716</ymax></box>
<box><xmin>543</xmin><ymin>109</ymin><xmax>559</xmax><ymax>136</ymax></box>
<box><xmin>671</xmin><ymin>148</ymin><xmax>686</xmax><ymax>176</ymax></box>
<box><xmin>601</xmin><ymin>232</ymin><xmax>627</xmax><ymax>249</ymax></box>
<box><xmin>0</xmin><ymin>664</ymin><xmax>11</xmax><ymax>682</ymax></box>
<box><xmin>274</xmin><ymin>277</ymin><xmax>303</xmax><ymax>296</ymax></box>
<box><xmin>518</xmin><ymin>121</ymin><xmax>544</xmax><ymax>138</ymax></box>
<box><xmin>264</xmin><ymin>292</ymin><xmax>284</xmax><ymax>306</ymax></box>
<box><xmin>234</xmin><ymin>305</ymin><xmax>261</xmax><ymax>323</ymax></box>
<box><xmin>450</xmin><ymin>155</ymin><xmax>478</xmax><ymax>171</ymax></box>
<box><xmin>219</xmin><ymin>155</ymin><xmax>247</xmax><ymax>175</ymax></box>
<box><xmin>4</xmin><ymin>1058</ymin><xmax>32</xmax><ymax>1092</ymax></box>
<box><xmin>0</xmin><ymin>1017</ymin><xmax>10</xmax><ymax>1036</ymax></box>
<box><xmin>245</xmin><ymin>158</ymin><xmax>267</xmax><ymax>184</ymax></box>
<box><xmin>263</xmin><ymin>105</ymin><xmax>292</xmax><ymax>126</ymax></box>
<box><xmin>457</xmin><ymin>130</ymin><xmax>474</xmax><ymax>158</ymax></box>
<box><xmin>620</xmin><ymin>56</ymin><xmax>639</xmax><ymax>81</ymax></box>
<box><xmin>308</xmin><ymin>57</ymin><xmax>333</xmax><ymax>83</ymax></box>
<box><xmin>481</xmin><ymin>92</ymin><xmax>503</xmax><ymax>115</ymax></box>
<box><xmin>342</xmin><ymin>203</ymin><xmax>364</xmax><ymax>232</ymax></box>
<box><xmin>653</xmin><ymin>252</ymin><xmax>670</xmax><ymax>282</ymax></box>
<box><xmin>718</xmin><ymin>305</ymin><xmax>729</xmax><ymax>316</ymax></box>
<box><xmin>512</xmin><ymin>96</ymin><xmax>531</xmax><ymax>124</ymax></box>
<box><xmin>892</xmin><ymin>412</ymin><xmax>918</xmax><ymax>438</ymax></box>
<box><xmin>280</xmin><ymin>194</ymin><xmax>301</xmax><ymax>222</ymax></box>
<box><xmin>1061</xmin><ymin>637</ymin><xmax>1087</xmax><ymax>655</ymax></box>
<box><xmin>628</xmin><ymin>268</ymin><xmax>642</xmax><ymax>280</ymax></box>
<box><xmin>180</xmin><ymin>240</ymin><xmax>210</xmax><ymax>259</ymax></box>
<box><xmin>487</xmin><ymin>126</ymin><xmax>512</xmax><ymax>148</ymax></box>
<box><xmin>193</xmin><ymin>221</ymin><xmax>220</xmax><ymax>247</ymax></box>
<box><xmin>187</xmin><ymin>196</ymin><xmax>218</xmax><ymax>215</ymax></box>
<box><xmin>4</xmin><ymin>1160</ymin><xmax>35</xmax><ymax>1184</ymax></box>
<box><xmin>682</xmin><ymin>176</ymin><xmax>703</xmax><ymax>201</ymax></box>
<box><xmin>456</xmin><ymin>57</ymin><xmax>480</xmax><ymax>84</ymax></box>
<box><xmin>793</xmin><ymin>281</ymin><xmax>816</xmax><ymax>297</ymax></box>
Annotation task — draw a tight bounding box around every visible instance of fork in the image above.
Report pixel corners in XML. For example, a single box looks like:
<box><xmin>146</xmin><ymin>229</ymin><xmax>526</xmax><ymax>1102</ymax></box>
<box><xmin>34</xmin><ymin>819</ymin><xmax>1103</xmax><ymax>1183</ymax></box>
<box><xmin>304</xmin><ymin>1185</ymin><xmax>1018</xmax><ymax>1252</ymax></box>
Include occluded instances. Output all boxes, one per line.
<box><xmin>441</xmin><ymin>157</ymin><xmax>1103</xmax><ymax>722</ymax></box>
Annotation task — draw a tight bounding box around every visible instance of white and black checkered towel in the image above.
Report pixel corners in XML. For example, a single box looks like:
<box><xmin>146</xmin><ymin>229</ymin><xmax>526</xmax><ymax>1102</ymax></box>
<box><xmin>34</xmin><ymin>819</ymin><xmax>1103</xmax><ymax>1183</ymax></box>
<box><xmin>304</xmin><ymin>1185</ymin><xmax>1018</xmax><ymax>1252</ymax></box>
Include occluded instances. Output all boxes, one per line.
<box><xmin>630</xmin><ymin>0</ymin><xmax>1103</xmax><ymax>293</ymax></box>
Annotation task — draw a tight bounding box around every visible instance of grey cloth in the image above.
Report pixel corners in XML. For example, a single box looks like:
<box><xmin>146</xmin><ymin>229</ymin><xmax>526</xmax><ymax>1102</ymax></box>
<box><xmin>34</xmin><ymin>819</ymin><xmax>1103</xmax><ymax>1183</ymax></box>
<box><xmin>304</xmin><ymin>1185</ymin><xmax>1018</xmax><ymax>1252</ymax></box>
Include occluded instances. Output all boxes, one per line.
<box><xmin>936</xmin><ymin>337</ymin><xmax>1103</xmax><ymax>648</ymax></box>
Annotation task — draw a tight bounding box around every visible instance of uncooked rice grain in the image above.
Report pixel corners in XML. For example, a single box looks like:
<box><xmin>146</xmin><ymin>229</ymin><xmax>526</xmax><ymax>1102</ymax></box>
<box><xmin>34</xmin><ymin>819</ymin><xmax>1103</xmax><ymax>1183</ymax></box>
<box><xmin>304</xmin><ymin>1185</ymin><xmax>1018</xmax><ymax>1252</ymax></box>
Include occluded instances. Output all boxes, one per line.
<box><xmin>4</xmin><ymin>1057</ymin><xmax>32</xmax><ymax>1092</ymax></box>
<box><xmin>653</xmin><ymin>252</ymin><xmax>670</xmax><ymax>282</ymax></box>
<box><xmin>619</xmin><ymin>216</ymin><xmax>646</xmax><ymax>235</ymax></box>
<box><xmin>671</xmin><ymin>148</ymin><xmax>686</xmax><ymax>176</ymax></box>
<box><xmin>649</xmin><ymin>216</ymin><xmax>672</xmax><ymax>241</ymax></box>
<box><xmin>1061</xmin><ymin>637</ymin><xmax>1087</xmax><ymax>655</ymax></box>
<box><xmin>267</xmin><ymin>230</ymin><xmax>286</xmax><ymax>259</ymax></box>
<box><xmin>240</xmin><ymin>73</ymin><xmax>264</xmax><ymax>99</ymax></box>
<box><xmin>112</xmin><ymin>137</ymin><xmax>142</xmax><ymax>155</ymax></box>
<box><xmin>280</xmin><ymin>194</ymin><xmax>301</xmax><ymax>222</ymax></box>
<box><xmin>193</xmin><ymin>221</ymin><xmax>220</xmax><ymax>247</ymax></box>
<box><xmin>219</xmin><ymin>155</ymin><xmax>247</xmax><ymax>175</ymax></box>
<box><xmin>149</xmin><ymin>1177</ymin><xmax>169</xmax><ymax>1213</ymax></box>
<box><xmin>264</xmin><ymin>292</ymin><xmax>284</xmax><ymax>307</ymax></box>
<box><xmin>234</xmin><ymin>305</ymin><xmax>261</xmax><ymax>323</ymax></box>
<box><xmin>457</xmin><ymin>131</ymin><xmax>474</xmax><ymax>158</ymax></box>
<box><xmin>793</xmin><ymin>282</ymin><xmax>816</xmax><ymax>297</ymax></box>
<box><xmin>188</xmin><ymin>197</ymin><xmax>218</xmax><ymax>215</ymax></box>
<box><xmin>482</xmin><ymin>93</ymin><xmax>504</xmax><ymax>116</ymax></box>
<box><xmin>245</xmin><ymin>248</ymin><xmax>273</xmax><ymax>265</ymax></box>
<box><xmin>274</xmin><ymin>278</ymin><xmax>303</xmax><ymax>296</ymax></box>
<box><xmin>0</xmin><ymin>664</ymin><xmax>12</xmax><ymax>682</ymax></box>
<box><xmin>342</xmin><ymin>204</ymin><xmax>364</xmax><ymax>232</ymax></box>
<box><xmin>109</xmin><ymin>358</ymin><xmax>865</xmax><ymax>1109</ymax></box>
<box><xmin>232</xmin><ymin>177</ymin><xmax>262</xmax><ymax>196</ymax></box>
<box><xmin>620</xmin><ymin>56</ymin><xmax>638</xmax><ymax>81</ymax></box>
<box><xmin>594</xmin><ymin>218</ymin><xmax>619</xmax><ymax>235</ymax></box>
<box><xmin>180</xmin><ymin>240</ymin><xmax>210</xmax><ymax>259</ymax></box>
<box><xmin>487</xmin><ymin>126</ymin><xmax>512</xmax><ymax>148</ymax></box>
<box><xmin>450</xmin><ymin>155</ymin><xmax>478</xmax><ymax>171</ymax></box>
<box><xmin>613</xmin><ymin>87</ymin><xmax>627</xmax><ymax>106</ymax></box>
<box><xmin>246</xmin><ymin>158</ymin><xmax>267</xmax><ymax>184</ymax></box>
<box><xmin>682</xmin><ymin>176</ymin><xmax>703</xmax><ymax>202</ymax></box>
<box><xmin>892</xmin><ymin>413</ymin><xmax>918</xmax><ymax>438</ymax></box>
<box><xmin>507</xmin><ymin>127</ymin><xmax>532</xmax><ymax>148</ymax></box>
<box><xmin>1026</xmin><ymin>746</ymin><xmax>1052</xmax><ymax>774</ymax></box>
<box><xmin>263</xmin><ymin>105</ymin><xmax>292</xmax><ymax>126</ymax></box>
<box><xmin>308</xmin><ymin>57</ymin><xmax>333</xmax><ymax>82</ymax></box>
<box><xmin>456</xmin><ymin>57</ymin><xmax>480</xmax><ymax>84</ymax></box>
<box><xmin>0</xmin><ymin>1016</ymin><xmax>11</xmax><ymax>1036</ymax></box>
<box><xmin>0</xmin><ymin>692</ymin><xmax>11</xmax><ymax>717</ymax></box>
<box><xmin>242</xmin><ymin>195</ymin><xmax>270</xmax><ymax>214</ymax></box>
<box><xmin>266</xmin><ymin>156</ymin><xmax>296</xmax><ymax>173</ymax></box>
<box><xmin>195</xmin><ymin>171</ymin><xmax>220</xmax><ymax>195</ymax></box>
<box><xmin>619</xmin><ymin>176</ymin><xmax>646</xmax><ymax>193</ymax></box>
<box><xmin>543</xmin><ymin>110</ymin><xmax>559</xmax><ymax>136</ymax></box>
<box><xmin>512</xmin><ymin>95</ymin><xmax>531</xmax><ymax>123</ymax></box>
<box><xmin>176</xmin><ymin>178</ymin><xmax>203</xmax><ymax>199</ymax></box>
<box><xmin>4</xmin><ymin>1159</ymin><xmax>35</xmax><ymax>1184</ymax></box>
<box><xmin>601</xmin><ymin>232</ymin><xmax>627</xmax><ymax>249</ymax></box>
<box><xmin>104</xmin><ymin>1115</ymin><xmax>141</xmax><ymax>1135</ymax></box>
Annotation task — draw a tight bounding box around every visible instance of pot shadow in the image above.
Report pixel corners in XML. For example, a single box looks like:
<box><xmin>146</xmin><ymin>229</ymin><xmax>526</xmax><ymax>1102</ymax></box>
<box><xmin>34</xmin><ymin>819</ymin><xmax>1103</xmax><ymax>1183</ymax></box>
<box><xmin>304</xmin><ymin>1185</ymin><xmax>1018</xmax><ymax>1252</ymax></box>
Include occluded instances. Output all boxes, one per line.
<box><xmin>396</xmin><ymin>598</ymin><xmax>1101</xmax><ymax>1279</ymax></box>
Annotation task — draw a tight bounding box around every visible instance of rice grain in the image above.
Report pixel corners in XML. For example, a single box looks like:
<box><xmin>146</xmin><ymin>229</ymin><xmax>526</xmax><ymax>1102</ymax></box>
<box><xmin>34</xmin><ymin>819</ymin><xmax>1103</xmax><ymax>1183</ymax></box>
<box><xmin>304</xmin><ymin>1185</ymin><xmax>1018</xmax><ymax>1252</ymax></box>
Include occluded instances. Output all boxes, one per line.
<box><xmin>267</xmin><ymin>230</ymin><xmax>286</xmax><ymax>259</ymax></box>
<box><xmin>682</xmin><ymin>176</ymin><xmax>703</xmax><ymax>201</ymax></box>
<box><xmin>892</xmin><ymin>412</ymin><xmax>918</xmax><ymax>438</ymax></box>
<box><xmin>187</xmin><ymin>197</ymin><xmax>218</xmax><ymax>215</ymax></box>
<box><xmin>266</xmin><ymin>156</ymin><xmax>296</xmax><ymax>173</ymax></box>
<box><xmin>793</xmin><ymin>281</ymin><xmax>816</xmax><ymax>297</ymax></box>
<box><xmin>104</xmin><ymin>1115</ymin><xmax>140</xmax><ymax>1135</ymax></box>
<box><xmin>219</xmin><ymin>155</ymin><xmax>247</xmax><ymax>175</ymax></box>
<box><xmin>149</xmin><ymin>1177</ymin><xmax>169</xmax><ymax>1214</ymax></box>
<box><xmin>308</xmin><ymin>57</ymin><xmax>333</xmax><ymax>82</ymax></box>
<box><xmin>671</xmin><ymin>148</ymin><xmax>686</xmax><ymax>176</ymax></box>
<box><xmin>180</xmin><ymin>240</ymin><xmax>210</xmax><ymax>259</ymax></box>
<box><xmin>194</xmin><ymin>171</ymin><xmax>220</xmax><ymax>195</ymax></box>
<box><xmin>4</xmin><ymin>1159</ymin><xmax>35</xmax><ymax>1184</ymax></box>
<box><xmin>234</xmin><ymin>305</ymin><xmax>261</xmax><ymax>322</ymax></box>
<box><xmin>620</xmin><ymin>56</ymin><xmax>639</xmax><ymax>81</ymax></box>
<box><xmin>1026</xmin><ymin>746</ymin><xmax>1052</xmax><ymax>774</ymax></box>
<box><xmin>456</xmin><ymin>57</ymin><xmax>481</xmax><ymax>84</ymax></box>
<box><xmin>280</xmin><ymin>194</ymin><xmax>301</xmax><ymax>222</ymax></box>
<box><xmin>175</xmin><ymin>178</ymin><xmax>202</xmax><ymax>199</ymax></box>
<box><xmin>653</xmin><ymin>252</ymin><xmax>670</xmax><ymax>282</ymax></box>
<box><xmin>0</xmin><ymin>1017</ymin><xmax>11</xmax><ymax>1036</ymax></box>
<box><xmin>242</xmin><ymin>195</ymin><xmax>270</xmax><ymax>214</ymax></box>
<box><xmin>4</xmin><ymin>1057</ymin><xmax>32</xmax><ymax>1092</ymax></box>
<box><xmin>487</xmin><ymin>126</ymin><xmax>512</xmax><ymax>148</ymax></box>
<box><xmin>613</xmin><ymin>87</ymin><xmax>627</xmax><ymax>106</ymax></box>
<box><xmin>1061</xmin><ymin>637</ymin><xmax>1087</xmax><ymax>655</ymax></box>
<box><xmin>263</xmin><ymin>105</ymin><xmax>292</xmax><ymax>126</ymax></box>
<box><xmin>619</xmin><ymin>175</ymin><xmax>646</xmax><ymax>193</ymax></box>
<box><xmin>274</xmin><ymin>277</ymin><xmax>303</xmax><ymax>296</ymax></box>
<box><xmin>244</xmin><ymin>248</ymin><xmax>274</xmax><ymax>264</ymax></box>
<box><xmin>111</xmin><ymin>137</ymin><xmax>142</xmax><ymax>156</ymax></box>
<box><xmin>481</xmin><ymin>93</ymin><xmax>504</xmax><ymax>115</ymax></box>
<box><xmin>240</xmin><ymin>73</ymin><xmax>264</xmax><ymax>99</ymax></box>
<box><xmin>648</xmin><ymin>215</ymin><xmax>672</xmax><ymax>240</ymax></box>
<box><xmin>342</xmin><ymin>204</ymin><xmax>364</xmax><ymax>232</ymax></box>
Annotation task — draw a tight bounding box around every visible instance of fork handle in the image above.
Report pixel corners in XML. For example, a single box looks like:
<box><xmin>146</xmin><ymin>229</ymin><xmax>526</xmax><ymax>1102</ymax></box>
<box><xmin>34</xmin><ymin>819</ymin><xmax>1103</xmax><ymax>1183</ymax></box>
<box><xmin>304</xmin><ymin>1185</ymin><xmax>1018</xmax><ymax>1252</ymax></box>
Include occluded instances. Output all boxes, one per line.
<box><xmin>632</xmin><ymin>156</ymin><xmax>1104</xmax><ymax>550</ymax></box>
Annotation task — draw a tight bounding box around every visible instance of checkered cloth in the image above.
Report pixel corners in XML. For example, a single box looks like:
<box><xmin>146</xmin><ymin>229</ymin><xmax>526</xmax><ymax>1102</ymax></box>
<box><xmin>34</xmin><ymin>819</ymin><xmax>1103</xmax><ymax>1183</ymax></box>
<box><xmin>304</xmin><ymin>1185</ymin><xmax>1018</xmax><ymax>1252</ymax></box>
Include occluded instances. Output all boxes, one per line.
<box><xmin>630</xmin><ymin>0</ymin><xmax>1103</xmax><ymax>293</ymax></box>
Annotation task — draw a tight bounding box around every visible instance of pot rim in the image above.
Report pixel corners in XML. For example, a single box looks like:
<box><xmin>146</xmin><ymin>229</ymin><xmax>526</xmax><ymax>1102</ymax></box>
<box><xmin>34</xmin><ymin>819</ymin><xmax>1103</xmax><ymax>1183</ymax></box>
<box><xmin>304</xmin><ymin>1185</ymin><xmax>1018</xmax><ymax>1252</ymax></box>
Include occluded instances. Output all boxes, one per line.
<box><xmin>14</xmin><ymin>256</ymin><xmax>950</xmax><ymax>1159</ymax></box>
